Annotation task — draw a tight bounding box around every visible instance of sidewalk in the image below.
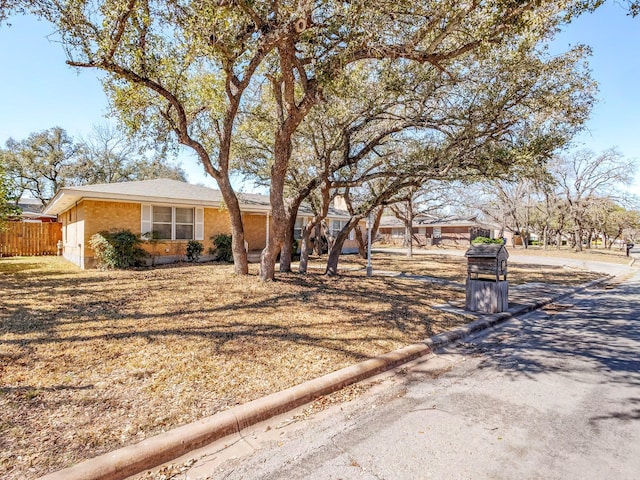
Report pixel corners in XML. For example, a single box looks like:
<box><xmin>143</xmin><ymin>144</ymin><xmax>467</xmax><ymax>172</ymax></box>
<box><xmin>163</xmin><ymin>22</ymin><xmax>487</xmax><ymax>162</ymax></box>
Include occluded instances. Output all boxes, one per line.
<box><xmin>40</xmin><ymin>257</ymin><xmax>637</xmax><ymax>480</ymax></box>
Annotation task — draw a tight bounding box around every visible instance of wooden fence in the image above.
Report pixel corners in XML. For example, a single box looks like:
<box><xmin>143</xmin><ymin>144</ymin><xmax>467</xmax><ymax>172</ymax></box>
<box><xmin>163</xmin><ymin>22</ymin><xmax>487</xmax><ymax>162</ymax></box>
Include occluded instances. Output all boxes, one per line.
<box><xmin>0</xmin><ymin>222</ymin><xmax>63</xmax><ymax>257</ymax></box>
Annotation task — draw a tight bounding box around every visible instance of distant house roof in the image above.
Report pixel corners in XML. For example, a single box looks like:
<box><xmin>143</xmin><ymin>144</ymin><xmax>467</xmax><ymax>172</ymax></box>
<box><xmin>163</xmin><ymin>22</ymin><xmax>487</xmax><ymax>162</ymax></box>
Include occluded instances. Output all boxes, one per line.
<box><xmin>13</xmin><ymin>196</ymin><xmax>58</xmax><ymax>222</ymax></box>
<box><xmin>379</xmin><ymin>215</ymin><xmax>435</xmax><ymax>228</ymax></box>
<box><xmin>379</xmin><ymin>215</ymin><xmax>493</xmax><ymax>229</ymax></box>
<box><xmin>18</xmin><ymin>196</ymin><xmax>46</xmax><ymax>213</ymax></box>
<box><xmin>43</xmin><ymin>178</ymin><xmax>351</xmax><ymax>219</ymax></box>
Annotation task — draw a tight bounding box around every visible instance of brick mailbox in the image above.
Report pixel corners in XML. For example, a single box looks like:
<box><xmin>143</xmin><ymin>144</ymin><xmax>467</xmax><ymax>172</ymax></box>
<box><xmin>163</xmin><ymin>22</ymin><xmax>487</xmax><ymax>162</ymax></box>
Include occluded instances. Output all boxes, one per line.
<box><xmin>465</xmin><ymin>244</ymin><xmax>509</xmax><ymax>313</ymax></box>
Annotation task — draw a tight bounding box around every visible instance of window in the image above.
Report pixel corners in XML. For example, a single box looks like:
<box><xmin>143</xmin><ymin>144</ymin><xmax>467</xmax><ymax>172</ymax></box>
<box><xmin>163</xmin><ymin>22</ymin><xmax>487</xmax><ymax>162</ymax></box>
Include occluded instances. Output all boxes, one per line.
<box><xmin>175</xmin><ymin>208</ymin><xmax>194</xmax><ymax>240</ymax></box>
<box><xmin>331</xmin><ymin>219</ymin><xmax>346</xmax><ymax>237</ymax></box>
<box><xmin>142</xmin><ymin>205</ymin><xmax>203</xmax><ymax>241</ymax></box>
<box><xmin>391</xmin><ymin>228</ymin><xmax>404</xmax><ymax>238</ymax></box>
<box><xmin>433</xmin><ymin>226</ymin><xmax>442</xmax><ymax>239</ymax></box>
<box><xmin>152</xmin><ymin>206</ymin><xmax>173</xmax><ymax>239</ymax></box>
<box><xmin>331</xmin><ymin>219</ymin><xmax>355</xmax><ymax>240</ymax></box>
<box><xmin>294</xmin><ymin>217</ymin><xmax>304</xmax><ymax>240</ymax></box>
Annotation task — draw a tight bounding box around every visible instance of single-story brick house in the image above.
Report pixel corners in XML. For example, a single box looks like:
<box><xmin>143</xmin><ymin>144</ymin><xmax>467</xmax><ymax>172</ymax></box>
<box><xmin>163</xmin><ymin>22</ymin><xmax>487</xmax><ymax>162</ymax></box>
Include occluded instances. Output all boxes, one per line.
<box><xmin>43</xmin><ymin>178</ymin><xmax>360</xmax><ymax>269</ymax></box>
<box><xmin>378</xmin><ymin>215</ymin><xmax>495</xmax><ymax>247</ymax></box>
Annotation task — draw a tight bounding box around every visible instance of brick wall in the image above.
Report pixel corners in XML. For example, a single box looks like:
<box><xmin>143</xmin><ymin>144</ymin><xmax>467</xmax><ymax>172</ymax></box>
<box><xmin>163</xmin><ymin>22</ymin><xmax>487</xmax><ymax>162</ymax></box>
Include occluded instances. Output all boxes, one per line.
<box><xmin>204</xmin><ymin>208</ymin><xmax>232</xmax><ymax>249</ymax></box>
<box><xmin>243</xmin><ymin>213</ymin><xmax>267</xmax><ymax>250</ymax></box>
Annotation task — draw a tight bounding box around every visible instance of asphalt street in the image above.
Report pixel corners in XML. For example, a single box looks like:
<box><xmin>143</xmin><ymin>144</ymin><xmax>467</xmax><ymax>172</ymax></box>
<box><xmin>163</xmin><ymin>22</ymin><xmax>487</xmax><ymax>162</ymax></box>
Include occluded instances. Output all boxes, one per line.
<box><xmin>180</xmin><ymin>268</ymin><xmax>640</xmax><ymax>480</ymax></box>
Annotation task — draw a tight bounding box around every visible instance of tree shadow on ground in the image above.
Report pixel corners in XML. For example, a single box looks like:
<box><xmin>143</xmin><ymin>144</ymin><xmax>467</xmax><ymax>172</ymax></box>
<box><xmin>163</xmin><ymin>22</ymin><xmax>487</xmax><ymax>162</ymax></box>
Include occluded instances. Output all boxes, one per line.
<box><xmin>1</xmin><ymin>267</ymin><xmax>469</xmax><ymax>372</ymax></box>
<box><xmin>451</xmin><ymin>278</ymin><xmax>640</xmax><ymax>390</ymax></box>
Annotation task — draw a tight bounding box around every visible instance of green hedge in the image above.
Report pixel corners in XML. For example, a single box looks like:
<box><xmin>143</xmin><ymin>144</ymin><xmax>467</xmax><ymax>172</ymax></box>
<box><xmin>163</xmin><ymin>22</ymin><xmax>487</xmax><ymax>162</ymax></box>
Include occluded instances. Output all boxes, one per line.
<box><xmin>471</xmin><ymin>236</ymin><xmax>505</xmax><ymax>245</ymax></box>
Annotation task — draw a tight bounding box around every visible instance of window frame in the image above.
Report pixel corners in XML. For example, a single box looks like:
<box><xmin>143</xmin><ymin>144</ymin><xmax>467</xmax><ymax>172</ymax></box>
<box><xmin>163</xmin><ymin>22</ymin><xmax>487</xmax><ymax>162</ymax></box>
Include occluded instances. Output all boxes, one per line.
<box><xmin>141</xmin><ymin>204</ymin><xmax>204</xmax><ymax>241</ymax></box>
<box><xmin>330</xmin><ymin>219</ymin><xmax>355</xmax><ymax>241</ymax></box>
<box><xmin>294</xmin><ymin>217</ymin><xmax>305</xmax><ymax>240</ymax></box>
<box><xmin>174</xmin><ymin>207</ymin><xmax>195</xmax><ymax>240</ymax></box>
<box><xmin>152</xmin><ymin>205</ymin><xmax>174</xmax><ymax>240</ymax></box>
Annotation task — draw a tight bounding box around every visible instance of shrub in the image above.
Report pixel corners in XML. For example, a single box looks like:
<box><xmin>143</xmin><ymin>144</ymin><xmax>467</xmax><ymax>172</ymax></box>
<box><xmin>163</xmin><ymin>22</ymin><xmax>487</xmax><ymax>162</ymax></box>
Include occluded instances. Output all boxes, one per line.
<box><xmin>142</xmin><ymin>230</ymin><xmax>162</xmax><ymax>266</ymax></box>
<box><xmin>186</xmin><ymin>240</ymin><xmax>204</xmax><ymax>262</ymax></box>
<box><xmin>89</xmin><ymin>229</ymin><xmax>147</xmax><ymax>269</ymax></box>
<box><xmin>471</xmin><ymin>236</ymin><xmax>504</xmax><ymax>245</ymax></box>
<box><xmin>210</xmin><ymin>233</ymin><xmax>233</xmax><ymax>263</ymax></box>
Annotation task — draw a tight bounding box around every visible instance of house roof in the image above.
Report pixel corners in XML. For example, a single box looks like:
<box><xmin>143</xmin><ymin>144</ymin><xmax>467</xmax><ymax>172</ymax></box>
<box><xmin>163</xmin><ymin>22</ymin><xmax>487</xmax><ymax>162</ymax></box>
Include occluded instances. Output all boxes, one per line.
<box><xmin>43</xmin><ymin>178</ymin><xmax>351</xmax><ymax>219</ymax></box>
<box><xmin>18</xmin><ymin>196</ymin><xmax>46</xmax><ymax>213</ymax></box>
<box><xmin>12</xmin><ymin>196</ymin><xmax>57</xmax><ymax>220</ymax></box>
<box><xmin>379</xmin><ymin>215</ymin><xmax>435</xmax><ymax>227</ymax></box>
<box><xmin>379</xmin><ymin>214</ymin><xmax>493</xmax><ymax>229</ymax></box>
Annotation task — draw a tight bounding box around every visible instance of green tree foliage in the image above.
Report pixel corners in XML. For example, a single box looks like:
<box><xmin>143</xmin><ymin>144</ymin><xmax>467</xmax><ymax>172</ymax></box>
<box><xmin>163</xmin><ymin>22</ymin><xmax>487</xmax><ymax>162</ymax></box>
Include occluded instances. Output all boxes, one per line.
<box><xmin>0</xmin><ymin>165</ymin><xmax>19</xmax><ymax>228</ymax></box>
<box><xmin>265</xmin><ymin>34</ymin><xmax>595</xmax><ymax>272</ymax></box>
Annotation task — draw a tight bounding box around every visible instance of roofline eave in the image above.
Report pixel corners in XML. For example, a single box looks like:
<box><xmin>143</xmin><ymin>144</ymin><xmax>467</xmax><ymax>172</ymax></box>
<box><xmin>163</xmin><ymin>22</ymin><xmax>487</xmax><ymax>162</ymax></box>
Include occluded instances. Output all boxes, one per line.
<box><xmin>42</xmin><ymin>189</ymin><xmax>278</xmax><ymax>215</ymax></box>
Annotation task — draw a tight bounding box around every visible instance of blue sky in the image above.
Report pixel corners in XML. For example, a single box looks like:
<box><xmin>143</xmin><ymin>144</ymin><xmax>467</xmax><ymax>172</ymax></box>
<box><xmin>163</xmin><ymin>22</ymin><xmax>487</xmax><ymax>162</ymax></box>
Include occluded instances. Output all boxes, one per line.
<box><xmin>0</xmin><ymin>3</ymin><xmax>639</xmax><ymax>194</ymax></box>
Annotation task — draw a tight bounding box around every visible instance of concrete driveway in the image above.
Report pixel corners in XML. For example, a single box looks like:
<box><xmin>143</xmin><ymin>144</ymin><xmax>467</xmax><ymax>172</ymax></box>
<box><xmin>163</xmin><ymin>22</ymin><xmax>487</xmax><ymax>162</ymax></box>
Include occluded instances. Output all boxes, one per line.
<box><xmin>187</xmin><ymin>270</ymin><xmax>640</xmax><ymax>480</ymax></box>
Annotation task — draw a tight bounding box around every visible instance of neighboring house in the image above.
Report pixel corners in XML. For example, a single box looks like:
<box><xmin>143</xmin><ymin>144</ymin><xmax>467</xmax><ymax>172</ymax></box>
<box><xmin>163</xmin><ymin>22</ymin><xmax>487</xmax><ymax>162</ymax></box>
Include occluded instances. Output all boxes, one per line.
<box><xmin>43</xmin><ymin>178</ymin><xmax>360</xmax><ymax>269</ymax></box>
<box><xmin>14</xmin><ymin>197</ymin><xmax>58</xmax><ymax>223</ymax></box>
<box><xmin>378</xmin><ymin>215</ymin><xmax>494</xmax><ymax>247</ymax></box>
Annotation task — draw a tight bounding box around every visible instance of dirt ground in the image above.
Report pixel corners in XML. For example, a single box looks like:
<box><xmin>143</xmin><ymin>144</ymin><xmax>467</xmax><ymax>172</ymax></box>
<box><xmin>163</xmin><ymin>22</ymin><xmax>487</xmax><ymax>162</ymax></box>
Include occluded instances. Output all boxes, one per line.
<box><xmin>0</xmin><ymin>251</ymin><xmax>605</xmax><ymax>479</ymax></box>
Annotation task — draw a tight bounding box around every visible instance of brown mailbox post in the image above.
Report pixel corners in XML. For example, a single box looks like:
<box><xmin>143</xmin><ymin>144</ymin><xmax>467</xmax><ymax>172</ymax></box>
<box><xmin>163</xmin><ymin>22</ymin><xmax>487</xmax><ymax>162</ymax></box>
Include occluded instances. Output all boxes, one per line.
<box><xmin>465</xmin><ymin>244</ymin><xmax>509</xmax><ymax>313</ymax></box>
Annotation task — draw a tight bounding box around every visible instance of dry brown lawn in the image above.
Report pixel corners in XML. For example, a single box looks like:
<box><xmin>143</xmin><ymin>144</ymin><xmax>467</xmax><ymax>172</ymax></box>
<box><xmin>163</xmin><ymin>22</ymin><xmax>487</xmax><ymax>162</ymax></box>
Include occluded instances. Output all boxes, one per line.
<box><xmin>0</xmin><ymin>252</ymin><xmax>604</xmax><ymax>479</ymax></box>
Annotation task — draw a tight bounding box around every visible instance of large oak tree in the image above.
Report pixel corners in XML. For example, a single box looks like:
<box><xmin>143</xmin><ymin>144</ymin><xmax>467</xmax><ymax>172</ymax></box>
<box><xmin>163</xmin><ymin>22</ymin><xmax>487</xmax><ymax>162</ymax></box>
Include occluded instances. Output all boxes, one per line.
<box><xmin>22</xmin><ymin>0</ymin><xmax>599</xmax><ymax>279</ymax></box>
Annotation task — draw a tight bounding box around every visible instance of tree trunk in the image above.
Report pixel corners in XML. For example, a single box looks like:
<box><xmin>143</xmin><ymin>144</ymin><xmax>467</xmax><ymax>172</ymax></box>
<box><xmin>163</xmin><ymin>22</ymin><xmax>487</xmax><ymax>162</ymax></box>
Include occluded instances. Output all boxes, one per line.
<box><xmin>279</xmin><ymin>228</ymin><xmax>293</xmax><ymax>273</ymax></box>
<box><xmin>325</xmin><ymin>229</ymin><xmax>348</xmax><ymax>276</ymax></box>
<box><xmin>279</xmin><ymin>214</ymin><xmax>295</xmax><ymax>273</ymax></box>
<box><xmin>313</xmin><ymin>222</ymin><xmax>323</xmax><ymax>255</ymax></box>
<box><xmin>574</xmin><ymin>227</ymin><xmax>582</xmax><ymax>252</ymax></box>
<box><xmin>279</xmin><ymin>200</ymin><xmax>303</xmax><ymax>272</ymax></box>
<box><xmin>370</xmin><ymin>208</ymin><xmax>384</xmax><ymax>245</ymax></box>
<box><xmin>325</xmin><ymin>217</ymin><xmax>360</xmax><ymax>276</ymax></box>
<box><xmin>354</xmin><ymin>223</ymin><xmax>367</xmax><ymax>259</ymax></box>
<box><xmin>298</xmin><ymin>221</ymin><xmax>315</xmax><ymax>274</ymax></box>
<box><xmin>259</xmin><ymin>129</ymin><xmax>292</xmax><ymax>281</ymax></box>
<box><xmin>405</xmin><ymin>200</ymin><xmax>413</xmax><ymax>258</ymax></box>
<box><xmin>218</xmin><ymin>177</ymin><xmax>249</xmax><ymax>275</ymax></box>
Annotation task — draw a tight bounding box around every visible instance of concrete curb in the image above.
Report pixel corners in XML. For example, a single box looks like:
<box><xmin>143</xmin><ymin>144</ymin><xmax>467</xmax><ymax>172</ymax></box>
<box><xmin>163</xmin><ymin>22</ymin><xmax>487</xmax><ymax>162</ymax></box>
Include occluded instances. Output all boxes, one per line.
<box><xmin>38</xmin><ymin>276</ymin><xmax>612</xmax><ymax>480</ymax></box>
